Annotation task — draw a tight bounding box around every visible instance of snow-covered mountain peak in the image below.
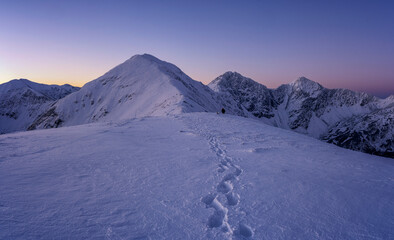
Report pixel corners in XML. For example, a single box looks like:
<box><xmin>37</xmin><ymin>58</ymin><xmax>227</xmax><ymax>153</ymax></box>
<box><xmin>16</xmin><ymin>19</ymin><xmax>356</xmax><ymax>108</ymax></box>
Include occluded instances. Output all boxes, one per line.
<box><xmin>130</xmin><ymin>53</ymin><xmax>169</xmax><ymax>64</ymax></box>
<box><xmin>380</xmin><ymin>94</ymin><xmax>394</xmax><ymax>108</ymax></box>
<box><xmin>91</xmin><ymin>54</ymin><xmax>186</xmax><ymax>88</ymax></box>
<box><xmin>290</xmin><ymin>76</ymin><xmax>323</xmax><ymax>95</ymax></box>
<box><xmin>29</xmin><ymin>54</ymin><xmax>221</xmax><ymax>129</ymax></box>
<box><xmin>208</xmin><ymin>71</ymin><xmax>276</xmax><ymax>118</ymax></box>
<box><xmin>220</xmin><ymin>71</ymin><xmax>245</xmax><ymax>79</ymax></box>
<box><xmin>0</xmin><ymin>78</ymin><xmax>80</xmax><ymax>100</ymax></box>
<box><xmin>127</xmin><ymin>53</ymin><xmax>177</xmax><ymax>70</ymax></box>
<box><xmin>209</xmin><ymin>71</ymin><xmax>268</xmax><ymax>92</ymax></box>
<box><xmin>385</xmin><ymin>94</ymin><xmax>394</xmax><ymax>101</ymax></box>
<box><xmin>0</xmin><ymin>79</ymin><xmax>79</xmax><ymax>134</ymax></box>
<box><xmin>1</xmin><ymin>79</ymin><xmax>43</xmax><ymax>94</ymax></box>
<box><xmin>212</xmin><ymin>71</ymin><xmax>253</xmax><ymax>83</ymax></box>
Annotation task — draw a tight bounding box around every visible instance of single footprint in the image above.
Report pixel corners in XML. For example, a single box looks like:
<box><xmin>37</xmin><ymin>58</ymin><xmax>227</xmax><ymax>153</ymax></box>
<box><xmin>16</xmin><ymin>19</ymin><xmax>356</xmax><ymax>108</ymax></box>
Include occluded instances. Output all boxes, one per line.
<box><xmin>217</xmin><ymin>181</ymin><xmax>233</xmax><ymax>194</ymax></box>
<box><xmin>238</xmin><ymin>223</ymin><xmax>254</xmax><ymax>238</ymax></box>
<box><xmin>226</xmin><ymin>192</ymin><xmax>240</xmax><ymax>206</ymax></box>
<box><xmin>202</xmin><ymin>193</ymin><xmax>217</xmax><ymax>206</ymax></box>
<box><xmin>223</xmin><ymin>173</ymin><xmax>237</xmax><ymax>182</ymax></box>
<box><xmin>220</xmin><ymin>160</ymin><xmax>229</xmax><ymax>167</ymax></box>
<box><xmin>201</xmin><ymin>194</ymin><xmax>229</xmax><ymax>228</ymax></box>
<box><xmin>218</xmin><ymin>164</ymin><xmax>229</xmax><ymax>173</ymax></box>
<box><xmin>234</xmin><ymin>167</ymin><xmax>243</xmax><ymax>176</ymax></box>
<box><xmin>208</xmin><ymin>210</ymin><xmax>226</xmax><ymax>228</ymax></box>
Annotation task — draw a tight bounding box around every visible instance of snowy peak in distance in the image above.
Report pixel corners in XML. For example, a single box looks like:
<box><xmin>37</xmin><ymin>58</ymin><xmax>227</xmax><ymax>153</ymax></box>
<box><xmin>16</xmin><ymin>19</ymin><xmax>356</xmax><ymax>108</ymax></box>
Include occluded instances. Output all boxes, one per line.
<box><xmin>209</xmin><ymin>71</ymin><xmax>268</xmax><ymax>89</ymax></box>
<box><xmin>290</xmin><ymin>76</ymin><xmax>323</xmax><ymax>93</ymax></box>
<box><xmin>208</xmin><ymin>71</ymin><xmax>393</xmax><ymax>157</ymax></box>
<box><xmin>0</xmin><ymin>78</ymin><xmax>79</xmax><ymax>100</ymax></box>
<box><xmin>0</xmin><ymin>79</ymin><xmax>80</xmax><ymax>134</ymax></box>
<box><xmin>208</xmin><ymin>71</ymin><xmax>275</xmax><ymax>118</ymax></box>
<box><xmin>29</xmin><ymin>54</ymin><xmax>221</xmax><ymax>129</ymax></box>
<box><xmin>96</xmin><ymin>54</ymin><xmax>182</xmax><ymax>83</ymax></box>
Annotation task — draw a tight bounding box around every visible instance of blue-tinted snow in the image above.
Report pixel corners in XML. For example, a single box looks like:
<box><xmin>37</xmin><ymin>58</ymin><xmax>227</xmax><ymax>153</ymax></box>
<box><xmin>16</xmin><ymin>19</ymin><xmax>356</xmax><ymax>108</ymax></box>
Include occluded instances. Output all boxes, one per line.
<box><xmin>1</xmin><ymin>113</ymin><xmax>393</xmax><ymax>239</ymax></box>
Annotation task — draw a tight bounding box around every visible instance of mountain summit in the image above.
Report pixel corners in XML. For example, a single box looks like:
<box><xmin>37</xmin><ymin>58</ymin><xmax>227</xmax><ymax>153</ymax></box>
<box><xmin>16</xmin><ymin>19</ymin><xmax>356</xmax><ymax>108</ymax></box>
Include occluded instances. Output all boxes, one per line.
<box><xmin>290</xmin><ymin>77</ymin><xmax>323</xmax><ymax>96</ymax></box>
<box><xmin>29</xmin><ymin>54</ymin><xmax>221</xmax><ymax>129</ymax></box>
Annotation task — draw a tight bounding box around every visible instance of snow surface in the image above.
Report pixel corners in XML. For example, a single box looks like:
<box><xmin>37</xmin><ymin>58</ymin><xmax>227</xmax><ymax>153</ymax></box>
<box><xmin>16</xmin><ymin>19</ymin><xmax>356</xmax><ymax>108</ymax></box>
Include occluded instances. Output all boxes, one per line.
<box><xmin>1</xmin><ymin>113</ymin><xmax>393</xmax><ymax>239</ymax></box>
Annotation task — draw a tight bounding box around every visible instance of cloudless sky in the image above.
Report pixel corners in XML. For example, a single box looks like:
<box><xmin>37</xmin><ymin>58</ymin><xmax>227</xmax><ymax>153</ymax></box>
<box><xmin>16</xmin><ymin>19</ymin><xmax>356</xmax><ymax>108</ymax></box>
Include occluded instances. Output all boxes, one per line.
<box><xmin>1</xmin><ymin>0</ymin><xmax>393</xmax><ymax>97</ymax></box>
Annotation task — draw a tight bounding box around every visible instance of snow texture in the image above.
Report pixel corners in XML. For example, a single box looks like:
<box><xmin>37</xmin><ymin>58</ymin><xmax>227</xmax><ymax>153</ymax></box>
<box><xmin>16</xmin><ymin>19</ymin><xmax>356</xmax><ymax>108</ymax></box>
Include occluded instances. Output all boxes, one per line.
<box><xmin>1</xmin><ymin>113</ymin><xmax>393</xmax><ymax>239</ymax></box>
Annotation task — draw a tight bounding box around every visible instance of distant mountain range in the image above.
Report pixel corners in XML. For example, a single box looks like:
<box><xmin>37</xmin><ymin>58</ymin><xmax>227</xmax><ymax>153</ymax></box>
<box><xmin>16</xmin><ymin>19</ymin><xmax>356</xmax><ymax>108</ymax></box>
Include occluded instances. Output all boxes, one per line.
<box><xmin>1</xmin><ymin>54</ymin><xmax>392</xmax><ymax>157</ymax></box>
<box><xmin>209</xmin><ymin>72</ymin><xmax>393</xmax><ymax>157</ymax></box>
<box><xmin>0</xmin><ymin>79</ymin><xmax>79</xmax><ymax>134</ymax></box>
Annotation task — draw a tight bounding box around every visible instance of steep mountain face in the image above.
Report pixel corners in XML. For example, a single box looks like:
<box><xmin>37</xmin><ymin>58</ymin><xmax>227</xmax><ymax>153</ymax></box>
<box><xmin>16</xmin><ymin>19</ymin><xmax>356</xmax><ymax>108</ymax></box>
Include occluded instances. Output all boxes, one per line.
<box><xmin>209</xmin><ymin>72</ymin><xmax>277</xmax><ymax>119</ymax></box>
<box><xmin>208</xmin><ymin>72</ymin><xmax>392</xmax><ymax>156</ymax></box>
<box><xmin>322</xmin><ymin>105</ymin><xmax>393</xmax><ymax>158</ymax></box>
<box><xmin>277</xmin><ymin>77</ymin><xmax>380</xmax><ymax>137</ymax></box>
<box><xmin>0</xmin><ymin>79</ymin><xmax>79</xmax><ymax>134</ymax></box>
<box><xmin>29</xmin><ymin>54</ymin><xmax>223</xmax><ymax>129</ymax></box>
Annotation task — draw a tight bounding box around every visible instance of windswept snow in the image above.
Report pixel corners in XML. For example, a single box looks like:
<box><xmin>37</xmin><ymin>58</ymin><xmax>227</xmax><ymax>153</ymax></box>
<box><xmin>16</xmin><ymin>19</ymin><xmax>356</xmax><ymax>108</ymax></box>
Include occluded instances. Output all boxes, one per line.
<box><xmin>1</xmin><ymin>113</ymin><xmax>393</xmax><ymax>239</ymax></box>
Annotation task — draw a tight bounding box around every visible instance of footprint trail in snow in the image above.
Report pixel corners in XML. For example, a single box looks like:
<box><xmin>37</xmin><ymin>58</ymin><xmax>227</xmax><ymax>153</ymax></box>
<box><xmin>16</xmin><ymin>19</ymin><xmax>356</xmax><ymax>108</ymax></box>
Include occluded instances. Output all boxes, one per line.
<box><xmin>181</xmin><ymin>115</ymin><xmax>254</xmax><ymax>239</ymax></box>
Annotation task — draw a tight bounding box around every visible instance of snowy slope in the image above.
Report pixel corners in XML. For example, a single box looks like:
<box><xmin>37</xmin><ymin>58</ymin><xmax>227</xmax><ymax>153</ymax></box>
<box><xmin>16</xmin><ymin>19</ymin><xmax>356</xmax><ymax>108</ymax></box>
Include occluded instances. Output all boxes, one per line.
<box><xmin>29</xmin><ymin>54</ymin><xmax>222</xmax><ymax>129</ymax></box>
<box><xmin>1</xmin><ymin>113</ymin><xmax>393</xmax><ymax>239</ymax></box>
<box><xmin>209</xmin><ymin>73</ymin><xmax>392</xmax><ymax>156</ymax></box>
<box><xmin>322</xmin><ymin>105</ymin><xmax>394</xmax><ymax>157</ymax></box>
<box><xmin>0</xmin><ymin>79</ymin><xmax>79</xmax><ymax>134</ymax></box>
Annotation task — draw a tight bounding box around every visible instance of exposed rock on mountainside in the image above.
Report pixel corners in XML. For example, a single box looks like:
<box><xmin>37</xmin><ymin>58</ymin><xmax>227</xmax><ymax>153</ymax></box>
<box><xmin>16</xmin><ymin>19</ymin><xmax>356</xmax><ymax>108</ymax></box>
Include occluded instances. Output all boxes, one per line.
<box><xmin>0</xmin><ymin>79</ymin><xmax>79</xmax><ymax>134</ymax></box>
<box><xmin>209</xmin><ymin>72</ymin><xmax>392</xmax><ymax>157</ymax></box>
<box><xmin>322</xmin><ymin>105</ymin><xmax>393</xmax><ymax>158</ymax></box>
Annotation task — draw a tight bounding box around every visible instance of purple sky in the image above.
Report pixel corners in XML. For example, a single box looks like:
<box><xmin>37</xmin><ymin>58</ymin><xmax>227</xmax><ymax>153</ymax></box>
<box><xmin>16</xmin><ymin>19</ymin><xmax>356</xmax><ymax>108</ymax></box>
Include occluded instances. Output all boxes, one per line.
<box><xmin>1</xmin><ymin>0</ymin><xmax>393</xmax><ymax>97</ymax></box>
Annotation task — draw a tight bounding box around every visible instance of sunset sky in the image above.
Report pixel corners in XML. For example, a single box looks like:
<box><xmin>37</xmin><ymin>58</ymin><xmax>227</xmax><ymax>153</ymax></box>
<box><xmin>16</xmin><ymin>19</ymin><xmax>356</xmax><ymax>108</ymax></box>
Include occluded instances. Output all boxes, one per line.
<box><xmin>1</xmin><ymin>0</ymin><xmax>393</xmax><ymax>97</ymax></box>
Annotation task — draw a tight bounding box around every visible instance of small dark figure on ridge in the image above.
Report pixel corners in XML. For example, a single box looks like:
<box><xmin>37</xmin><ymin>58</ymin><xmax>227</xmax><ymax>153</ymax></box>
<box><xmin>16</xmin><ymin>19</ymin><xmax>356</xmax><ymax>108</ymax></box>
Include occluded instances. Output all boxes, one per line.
<box><xmin>221</xmin><ymin>108</ymin><xmax>226</xmax><ymax>114</ymax></box>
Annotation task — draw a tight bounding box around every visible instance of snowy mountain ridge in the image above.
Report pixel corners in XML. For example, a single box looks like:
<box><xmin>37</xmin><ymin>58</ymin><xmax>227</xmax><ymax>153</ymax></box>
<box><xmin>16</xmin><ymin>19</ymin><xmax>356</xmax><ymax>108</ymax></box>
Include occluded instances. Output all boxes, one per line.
<box><xmin>0</xmin><ymin>79</ymin><xmax>79</xmax><ymax>134</ymax></box>
<box><xmin>1</xmin><ymin>54</ymin><xmax>392</xmax><ymax>157</ymax></box>
<box><xmin>208</xmin><ymin>72</ymin><xmax>393</xmax><ymax>157</ymax></box>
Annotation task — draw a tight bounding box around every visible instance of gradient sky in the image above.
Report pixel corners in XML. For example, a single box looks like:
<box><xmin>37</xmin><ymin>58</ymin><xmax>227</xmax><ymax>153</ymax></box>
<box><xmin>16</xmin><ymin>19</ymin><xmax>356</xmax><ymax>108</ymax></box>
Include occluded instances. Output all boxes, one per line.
<box><xmin>1</xmin><ymin>0</ymin><xmax>393</xmax><ymax>97</ymax></box>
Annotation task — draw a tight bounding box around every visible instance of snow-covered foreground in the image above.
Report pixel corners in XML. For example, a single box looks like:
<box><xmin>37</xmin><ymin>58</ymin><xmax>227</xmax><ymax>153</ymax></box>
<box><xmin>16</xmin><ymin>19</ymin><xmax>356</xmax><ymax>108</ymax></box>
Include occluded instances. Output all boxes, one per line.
<box><xmin>1</xmin><ymin>113</ymin><xmax>393</xmax><ymax>239</ymax></box>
